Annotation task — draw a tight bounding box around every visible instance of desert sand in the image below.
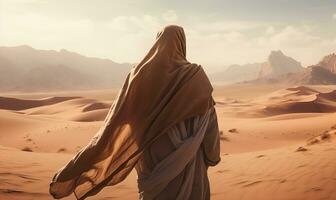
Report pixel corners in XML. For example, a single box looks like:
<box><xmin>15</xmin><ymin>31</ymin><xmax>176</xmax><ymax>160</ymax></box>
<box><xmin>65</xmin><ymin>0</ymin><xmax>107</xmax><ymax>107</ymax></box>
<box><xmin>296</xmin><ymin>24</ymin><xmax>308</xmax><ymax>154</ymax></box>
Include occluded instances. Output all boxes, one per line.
<box><xmin>1</xmin><ymin>84</ymin><xmax>336</xmax><ymax>200</ymax></box>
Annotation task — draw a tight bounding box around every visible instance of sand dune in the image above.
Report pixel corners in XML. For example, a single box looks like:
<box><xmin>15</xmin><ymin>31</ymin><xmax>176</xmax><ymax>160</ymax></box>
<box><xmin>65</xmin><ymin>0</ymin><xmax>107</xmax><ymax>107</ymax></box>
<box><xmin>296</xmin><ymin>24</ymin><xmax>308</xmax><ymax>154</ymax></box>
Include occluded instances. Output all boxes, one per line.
<box><xmin>20</xmin><ymin>97</ymin><xmax>112</xmax><ymax>122</ymax></box>
<box><xmin>82</xmin><ymin>102</ymin><xmax>110</xmax><ymax>112</ymax></box>
<box><xmin>0</xmin><ymin>95</ymin><xmax>112</xmax><ymax>153</ymax></box>
<box><xmin>211</xmin><ymin>139</ymin><xmax>336</xmax><ymax>200</ymax></box>
<box><xmin>261</xmin><ymin>86</ymin><xmax>336</xmax><ymax>116</ymax></box>
<box><xmin>0</xmin><ymin>109</ymin><xmax>102</xmax><ymax>153</ymax></box>
<box><xmin>216</xmin><ymin>86</ymin><xmax>336</xmax><ymax>117</ymax></box>
<box><xmin>0</xmin><ymin>96</ymin><xmax>80</xmax><ymax>110</ymax></box>
<box><xmin>0</xmin><ymin>85</ymin><xmax>336</xmax><ymax>200</ymax></box>
<box><xmin>69</xmin><ymin>109</ymin><xmax>110</xmax><ymax>122</ymax></box>
<box><xmin>1</xmin><ymin>134</ymin><xmax>335</xmax><ymax>200</ymax></box>
<box><xmin>0</xmin><ymin>145</ymin><xmax>138</xmax><ymax>200</ymax></box>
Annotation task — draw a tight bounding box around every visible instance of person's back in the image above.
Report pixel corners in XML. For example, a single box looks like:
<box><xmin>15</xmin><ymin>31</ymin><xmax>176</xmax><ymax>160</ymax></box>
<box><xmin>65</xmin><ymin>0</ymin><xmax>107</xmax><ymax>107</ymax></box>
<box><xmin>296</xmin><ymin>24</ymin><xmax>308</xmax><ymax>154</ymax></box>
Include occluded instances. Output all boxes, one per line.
<box><xmin>49</xmin><ymin>25</ymin><xmax>220</xmax><ymax>200</ymax></box>
<box><xmin>136</xmin><ymin>107</ymin><xmax>220</xmax><ymax>200</ymax></box>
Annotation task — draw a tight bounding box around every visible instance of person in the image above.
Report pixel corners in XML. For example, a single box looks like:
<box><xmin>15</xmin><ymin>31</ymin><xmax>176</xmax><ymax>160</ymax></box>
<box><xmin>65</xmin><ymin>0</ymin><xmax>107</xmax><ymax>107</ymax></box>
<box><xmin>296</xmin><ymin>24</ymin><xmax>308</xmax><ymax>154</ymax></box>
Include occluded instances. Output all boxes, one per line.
<box><xmin>49</xmin><ymin>24</ymin><xmax>221</xmax><ymax>200</ymax></box>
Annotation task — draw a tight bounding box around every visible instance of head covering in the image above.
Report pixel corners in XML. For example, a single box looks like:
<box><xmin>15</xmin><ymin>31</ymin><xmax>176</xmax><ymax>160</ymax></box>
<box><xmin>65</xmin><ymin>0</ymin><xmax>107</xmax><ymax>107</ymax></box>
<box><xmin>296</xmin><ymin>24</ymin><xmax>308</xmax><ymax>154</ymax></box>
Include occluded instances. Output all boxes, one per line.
<box><xmin>49</xmin><ymin>25</ymin><xmax>214</xmax><ymax>200</ymax></box>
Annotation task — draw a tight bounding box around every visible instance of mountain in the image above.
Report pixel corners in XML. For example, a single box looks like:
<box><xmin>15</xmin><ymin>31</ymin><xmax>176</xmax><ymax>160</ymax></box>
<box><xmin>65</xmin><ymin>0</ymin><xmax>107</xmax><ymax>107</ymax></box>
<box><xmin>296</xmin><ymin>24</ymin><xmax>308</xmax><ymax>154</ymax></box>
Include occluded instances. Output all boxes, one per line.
<box><xmin>308</xmin><ymin>66</ymin><xmax>336</xmax><ymax>84</ymax></box>
<box><xmin>265</xmin><ymin>53</ymin><xmax>336</xmax><ymax>85</ymax></box>
<box><xmin>0</xmin><ymin>45</ymin><xmax>132</xmax><ymax>91</ymax></box>
<box><xmin>258</xmin><ymin>50</ymin><xmax>304</xmax><ymax>79</ymax></box>
<box><xmin>311</xmin><ymin>53</ymin><xmax>336</xmax><ymax>73</ymax></box>
<box><xmin>211</xmin><ymin>50</ymin><xmax>303</xmax><ymax>84</ymax></box>
<box><xmin>210</xmin><ymin>63</ymin><xmax>261</xmax><ymax>84</ymax></box>
<box><xmin>305</xmin><ymin>53</ymin><xmax>336</xmax><ymax>84</ymax></box>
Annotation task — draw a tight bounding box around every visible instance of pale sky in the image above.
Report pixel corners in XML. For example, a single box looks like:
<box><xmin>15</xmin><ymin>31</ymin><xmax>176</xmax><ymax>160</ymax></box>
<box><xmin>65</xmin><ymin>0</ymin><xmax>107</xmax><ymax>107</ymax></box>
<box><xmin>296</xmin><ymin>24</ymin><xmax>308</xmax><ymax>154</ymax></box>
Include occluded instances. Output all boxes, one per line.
<box><xmin>1</xmin><ymin>0</ymin><xmax>336</xmax><ymax>72</ymax></box>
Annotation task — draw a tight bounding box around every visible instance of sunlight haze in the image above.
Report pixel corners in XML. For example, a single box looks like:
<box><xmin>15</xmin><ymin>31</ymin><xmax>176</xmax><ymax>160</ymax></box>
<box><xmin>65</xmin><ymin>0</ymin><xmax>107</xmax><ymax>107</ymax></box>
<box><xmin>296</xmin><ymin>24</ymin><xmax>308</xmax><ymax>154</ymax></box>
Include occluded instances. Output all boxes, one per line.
<box><xmin>1</xmin><ymin>0</ymin><xmax>336</xmax><ymax>72</ymax></box>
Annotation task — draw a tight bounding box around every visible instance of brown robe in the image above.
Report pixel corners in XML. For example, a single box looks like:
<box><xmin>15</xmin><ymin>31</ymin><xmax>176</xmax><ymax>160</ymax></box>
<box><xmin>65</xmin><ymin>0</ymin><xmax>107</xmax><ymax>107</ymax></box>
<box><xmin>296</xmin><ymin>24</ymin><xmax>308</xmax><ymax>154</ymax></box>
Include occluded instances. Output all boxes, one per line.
<box><xmin>49</xmin><ymin>25</ymin><xmax>216</xmax><ymax>200</ymax></box>
<box><xmin>136</xmin><ymin>107</ymin><xmax>220</xmax><ymax>200</ymax></box>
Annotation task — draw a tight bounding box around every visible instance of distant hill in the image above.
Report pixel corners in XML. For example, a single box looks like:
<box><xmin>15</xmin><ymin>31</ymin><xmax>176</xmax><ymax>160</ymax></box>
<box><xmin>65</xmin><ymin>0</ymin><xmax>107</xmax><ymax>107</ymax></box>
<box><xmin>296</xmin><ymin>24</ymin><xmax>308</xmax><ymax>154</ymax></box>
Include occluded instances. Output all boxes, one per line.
<box><xmin>308</xmin><ymin>66</ymin><xmax>336</xmax><ymax>84</ymax></box>
<box><xmin>210</xmin><ymin>63</ymin><xmax>261</xmax><ymax>84</ymax></box>
<box><xmin>211</xmin><ymin>50</ymin><xmax>303</xmax><ymax>84</ymax></box>
<box><xmin>255</xmin><ymin>53</ymin><xmax>336</xmax><ymax>85</ymax></box>
<box><xmin>312</xmin><ymin>53</ymin><xmax>336</xmax><ymax>73</ymax></box>
<box><xmin>0</xmin><ymin>45</ymin><xmax>132</xmax><ymax>92</ymax></box>
<box><xmin>258</xmin><ymin>50</ymin><xmax>304</xmax><ymax>79</ymax></box>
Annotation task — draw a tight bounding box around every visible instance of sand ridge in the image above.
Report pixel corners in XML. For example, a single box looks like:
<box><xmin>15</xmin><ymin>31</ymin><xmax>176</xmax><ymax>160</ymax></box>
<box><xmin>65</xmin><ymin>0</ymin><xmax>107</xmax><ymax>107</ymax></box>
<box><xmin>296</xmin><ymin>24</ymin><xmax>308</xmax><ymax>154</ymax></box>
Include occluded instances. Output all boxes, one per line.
<box><xmin>0</xmin><ymin>85</ymin><xmax>336</xmax><ymax>200</ymax></box>
<box><xmin>216</xmin><ymin>86</ymin><xmax>336</xmax><ymax>117</ymax></box>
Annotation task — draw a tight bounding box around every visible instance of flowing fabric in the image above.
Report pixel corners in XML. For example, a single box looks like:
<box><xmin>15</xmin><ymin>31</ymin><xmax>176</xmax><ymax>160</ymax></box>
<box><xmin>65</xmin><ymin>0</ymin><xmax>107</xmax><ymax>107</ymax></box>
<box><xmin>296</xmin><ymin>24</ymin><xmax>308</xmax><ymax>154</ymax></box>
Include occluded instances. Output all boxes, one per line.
<box><xmin>49</xmin><ymin>25</ymin><xmax>214</xmax><ymax>200</ymax></box>
<box><xmin>136</xmin><ymin>107</ymin><xmax>221</xmax><ymax>200</ymax></box>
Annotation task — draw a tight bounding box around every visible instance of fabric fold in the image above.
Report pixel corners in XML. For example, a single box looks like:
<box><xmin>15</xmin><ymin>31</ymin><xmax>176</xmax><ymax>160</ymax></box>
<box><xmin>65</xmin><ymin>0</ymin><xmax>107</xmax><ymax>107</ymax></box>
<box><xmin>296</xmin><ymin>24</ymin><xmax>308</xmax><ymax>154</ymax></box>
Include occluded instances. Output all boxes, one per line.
<box><xmin>49</xmin><ymin>25</ymin><xmax>214</xmax><ymax>200</ymax></box>
<box><xmin>138</xmin><ymin>108</ymin><xmax>211</xmax><ymax>198</ymax></box>
<box><xmin>136</xmin><ymin>107</ymin><xmax>220</xmax><ymax>200</ymax></box>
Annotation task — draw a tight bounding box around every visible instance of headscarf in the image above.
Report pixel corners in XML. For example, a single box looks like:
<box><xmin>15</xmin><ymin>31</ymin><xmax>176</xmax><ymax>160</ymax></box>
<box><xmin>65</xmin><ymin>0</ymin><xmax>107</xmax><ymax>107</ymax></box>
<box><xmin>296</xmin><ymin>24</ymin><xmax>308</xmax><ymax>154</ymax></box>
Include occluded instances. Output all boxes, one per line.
<box><xmin>49</xmin><ymin>25</ymin><xmax>214</xmax><ymax>200</ymax></box>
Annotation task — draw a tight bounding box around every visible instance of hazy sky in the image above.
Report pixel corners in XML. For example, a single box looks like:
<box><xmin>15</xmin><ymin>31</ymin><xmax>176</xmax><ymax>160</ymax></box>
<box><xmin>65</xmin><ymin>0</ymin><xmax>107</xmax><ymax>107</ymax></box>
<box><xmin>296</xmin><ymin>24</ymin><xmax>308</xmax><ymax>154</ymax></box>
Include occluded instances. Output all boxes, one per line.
<box><xmin>1</xmin><ymin>0</ymin><xmax>336</xmax><ymax>72</ymax></box>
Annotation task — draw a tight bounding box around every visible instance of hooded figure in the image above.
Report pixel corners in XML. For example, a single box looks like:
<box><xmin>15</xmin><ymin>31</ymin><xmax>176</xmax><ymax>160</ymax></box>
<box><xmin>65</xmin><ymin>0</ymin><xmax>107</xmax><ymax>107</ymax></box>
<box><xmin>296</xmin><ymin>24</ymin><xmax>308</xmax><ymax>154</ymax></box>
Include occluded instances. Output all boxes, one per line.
<box><xmin>49</xmin><ymin>25</ymin><xmax>221</xmax><ymax>200</ymax></box>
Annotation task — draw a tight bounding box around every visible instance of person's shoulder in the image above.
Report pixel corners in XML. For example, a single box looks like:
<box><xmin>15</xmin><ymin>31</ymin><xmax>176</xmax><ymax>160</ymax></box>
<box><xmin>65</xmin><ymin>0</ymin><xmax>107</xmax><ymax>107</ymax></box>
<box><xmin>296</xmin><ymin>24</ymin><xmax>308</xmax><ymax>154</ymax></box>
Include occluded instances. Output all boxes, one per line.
<box><xmin>185</xmin><ymin>63</ymin><xmax>205</xmax><ymax>71</ymax></box>
<box><xmin>189</xmin><ymin>63</ymin><xmax>202</xmax><ymax>68</ymax></box>
<box><xmin>183</xmin><ymin>63</ymin><xmax>210</xmax><ymax>80</ymax></box>
<box><xmin>193</xmin><ymin>64</ymin><xmax>209</xmax><ymax>75</ymax></box>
